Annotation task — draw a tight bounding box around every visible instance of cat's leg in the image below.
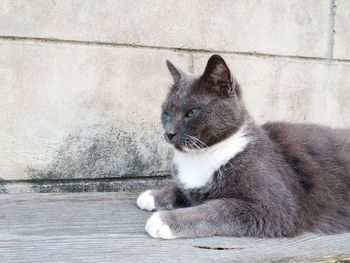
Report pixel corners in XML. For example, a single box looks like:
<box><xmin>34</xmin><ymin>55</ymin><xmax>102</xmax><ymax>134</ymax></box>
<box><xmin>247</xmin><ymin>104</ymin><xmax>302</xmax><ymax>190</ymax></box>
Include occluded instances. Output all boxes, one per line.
<box><xmin>137</xmin><ymin>184</ymin><xmax>187</xmax><ymax>211</ymax></box>
<box><xmin>145</xmin><ymin>198</ymin><xmax>280</xmax><ymax>239</ymax></box>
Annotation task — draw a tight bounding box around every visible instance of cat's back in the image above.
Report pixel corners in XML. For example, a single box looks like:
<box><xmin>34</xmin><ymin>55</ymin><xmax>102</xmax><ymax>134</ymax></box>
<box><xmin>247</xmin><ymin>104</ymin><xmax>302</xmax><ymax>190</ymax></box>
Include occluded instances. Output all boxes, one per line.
<box><xmin>261</xmin><ymin>122</ymin><xmax>350</xmax><ymax>161</ymax></box>
<box><xmin>262</xmin><ymin>121</ymin><xmax>350</xmax><ymax>233</ymax></box>
<box><xmin>261</xmin><ymin>121</ymin><xmax>350</xmax><ymax>177</ymax></box>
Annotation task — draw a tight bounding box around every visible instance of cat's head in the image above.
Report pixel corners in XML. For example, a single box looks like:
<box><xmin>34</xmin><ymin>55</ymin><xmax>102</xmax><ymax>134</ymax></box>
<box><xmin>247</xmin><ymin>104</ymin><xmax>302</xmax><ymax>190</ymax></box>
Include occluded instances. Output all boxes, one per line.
<box><xmin>161</xmin><ymin>54</ymin><xmax>247</xmax><ymax>152</ymax></box>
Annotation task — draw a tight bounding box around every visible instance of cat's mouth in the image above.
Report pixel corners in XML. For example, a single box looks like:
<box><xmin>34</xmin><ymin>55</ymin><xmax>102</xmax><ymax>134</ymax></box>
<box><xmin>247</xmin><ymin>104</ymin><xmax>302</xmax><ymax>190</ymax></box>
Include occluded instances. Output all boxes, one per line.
<box><xmin>164</xmin><ymin>133</ymin><xmax>207</xmax><ymax>152</ymax></box>
<box><xmin>171</xmin><ymin>142</ymin><xmax>189</xmax><ymax>152</ymax></box>
<box><xmin>174</xmin><ymin>144</ymin><xmax>185</xmax><ymax>151</ymax></box>
<box><xmin>174</xmin><ymin>142</ymin><xmax>206</xmax><ymax>153</ymax></box>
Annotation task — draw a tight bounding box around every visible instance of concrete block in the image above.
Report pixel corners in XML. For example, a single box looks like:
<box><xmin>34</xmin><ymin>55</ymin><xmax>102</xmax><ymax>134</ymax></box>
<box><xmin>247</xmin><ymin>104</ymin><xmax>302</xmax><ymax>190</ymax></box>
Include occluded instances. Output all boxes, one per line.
<box><xmin>334</xmin><ymin>0</ymin><xmax>350</xmax><ymax>60</ymax></box>
<box><xmin>0</xmin><ymin>41</ymin><xmax>190</xmax><ymax>180</ymax></box>
<box><xmin>192</xmin><ymin>54</ymin><xmax>350</xmax><ymax>128</ymax></box>
<box><xmin>0</xmin><ymin>0</ymin><xmax>329</xmax><ymax>58</ymax></box>
<box><xmin>325</xmin><ymin>62</ymin><xmax>350</xmax><ymax>126</ymax></box>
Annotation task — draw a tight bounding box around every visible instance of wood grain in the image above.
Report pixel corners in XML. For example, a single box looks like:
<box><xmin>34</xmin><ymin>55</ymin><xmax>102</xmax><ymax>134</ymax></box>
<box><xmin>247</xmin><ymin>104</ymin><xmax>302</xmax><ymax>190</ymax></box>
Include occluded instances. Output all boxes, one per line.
<box><xmin>0</xmin><ymin>192</ymin><xmax>349</xmax><ymax>263</ymax></box>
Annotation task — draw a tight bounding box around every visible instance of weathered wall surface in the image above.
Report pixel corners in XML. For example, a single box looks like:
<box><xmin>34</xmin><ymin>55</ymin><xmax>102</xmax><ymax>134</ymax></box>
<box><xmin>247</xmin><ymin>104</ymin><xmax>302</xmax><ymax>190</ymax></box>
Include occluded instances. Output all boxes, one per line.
<box><xmin>0</xmin><ymin>0</ymin><xmax>349</xmax><ymax>193</ymax></box>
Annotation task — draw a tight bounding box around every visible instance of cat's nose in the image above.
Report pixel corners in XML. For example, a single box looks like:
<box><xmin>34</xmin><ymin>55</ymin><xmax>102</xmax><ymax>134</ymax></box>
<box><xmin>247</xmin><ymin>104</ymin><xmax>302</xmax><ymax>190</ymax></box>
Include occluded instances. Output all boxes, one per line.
<box><xmin>166</xmin><ymin>132</ymin><xmax>176</xmax><ymax>141</ymax></box>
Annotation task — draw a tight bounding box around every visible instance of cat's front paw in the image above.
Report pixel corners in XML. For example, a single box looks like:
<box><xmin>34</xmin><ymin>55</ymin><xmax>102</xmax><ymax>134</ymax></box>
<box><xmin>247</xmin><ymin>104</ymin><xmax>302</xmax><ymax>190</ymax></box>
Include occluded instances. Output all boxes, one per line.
<box><xmin>145</xmin><ymin>212</ymin><xmax>176</xmax><ymax>239</ymax></box>
<box><xmin>137</xmin><ymin>190</ymin><xmax>156</xmax><ymax>211</ymax></box>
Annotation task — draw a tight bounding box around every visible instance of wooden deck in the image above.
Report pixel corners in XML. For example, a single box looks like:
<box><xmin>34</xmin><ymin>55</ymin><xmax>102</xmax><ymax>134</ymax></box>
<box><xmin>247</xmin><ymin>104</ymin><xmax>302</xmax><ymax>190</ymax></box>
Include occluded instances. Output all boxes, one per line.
<box><xmin>0</xmin><ymin>192</ymin><xmax>349</xmax><ymax>263</ymax></box>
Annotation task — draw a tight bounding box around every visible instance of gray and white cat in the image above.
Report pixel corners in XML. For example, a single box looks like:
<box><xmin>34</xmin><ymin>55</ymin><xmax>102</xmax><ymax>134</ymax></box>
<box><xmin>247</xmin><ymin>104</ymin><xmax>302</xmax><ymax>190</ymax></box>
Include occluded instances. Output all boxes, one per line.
<box><xmin>137</xmin><ymin>55</ymin><xmax>350</xmax><ymax>239</ymax></box>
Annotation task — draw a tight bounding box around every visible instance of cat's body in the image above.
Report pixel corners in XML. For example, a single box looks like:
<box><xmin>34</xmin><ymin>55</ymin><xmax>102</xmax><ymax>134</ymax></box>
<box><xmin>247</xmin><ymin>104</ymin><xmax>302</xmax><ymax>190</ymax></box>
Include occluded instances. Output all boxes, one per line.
<box><xmin>137</xmin><ymin>55</ymin><xmax>350</xmax><ymax>239</ymax></box>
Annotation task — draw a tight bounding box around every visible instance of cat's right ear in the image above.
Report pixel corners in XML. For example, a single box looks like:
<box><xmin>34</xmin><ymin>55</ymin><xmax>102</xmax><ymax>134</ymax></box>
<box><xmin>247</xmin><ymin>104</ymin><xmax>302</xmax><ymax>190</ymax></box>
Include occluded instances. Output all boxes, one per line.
<box><xmin>201</xmin><ymin>54</ymin><xmax>241</xmax><ymax>98</ymax></box>
<box><xmin>166</xmin><ymin>60</ymin><xmax>184</xmax><ymax>83</ymax></box>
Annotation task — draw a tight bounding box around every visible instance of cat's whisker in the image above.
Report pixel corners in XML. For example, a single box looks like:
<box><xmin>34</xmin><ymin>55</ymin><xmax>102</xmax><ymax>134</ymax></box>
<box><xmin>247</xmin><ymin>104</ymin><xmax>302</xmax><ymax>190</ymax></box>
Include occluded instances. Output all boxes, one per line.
<box><xmin>186</xmin><ymin>139</ymin><xmax>198</xmax><ymax>151</ymax></box>
<box><xmin>187</xmin><ymin>141</ymin><xmax>194</xmax><ymax>150</ymax></box>
<box><xmin>188</xmin><ymin>138</ymin><xmax>205</xmax><ymax>152</ymax></box>
<box><xmin>194</xmin><ymin>141</ymin><xmax>205</xmax><ymax>152</ymax></box>
<box><xmin>192</xmin><ymin>137</ymin><xmax>208</xmax><ymax>148</ymax></box>
<box><xmin>185</xmin><ymin>142</ymin><xmax>189</xmax><ymax>150</ymax></box>
<box><xmin>186</xmin><ymin>135</ymin><xmax>208</xmax><ymax>149</ymax></box>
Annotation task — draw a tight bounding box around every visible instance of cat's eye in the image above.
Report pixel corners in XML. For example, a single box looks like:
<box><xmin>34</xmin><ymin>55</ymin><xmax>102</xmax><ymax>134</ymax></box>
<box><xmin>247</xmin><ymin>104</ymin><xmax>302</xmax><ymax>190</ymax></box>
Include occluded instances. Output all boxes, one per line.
<box><xmin>185</xmin><ymin>108</ymin><xmax>199</xmax><ymax>118</ymax></box>
<box><xmin>163</xmin><ymin>110</ymin><xmax>170</xmax><ymax>116</ymax></box>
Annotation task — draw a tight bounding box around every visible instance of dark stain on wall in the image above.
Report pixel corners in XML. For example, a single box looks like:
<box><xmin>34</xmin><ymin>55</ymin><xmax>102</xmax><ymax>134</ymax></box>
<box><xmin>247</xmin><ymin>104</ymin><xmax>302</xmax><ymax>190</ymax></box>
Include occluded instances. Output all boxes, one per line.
<box><xmin>26</xmin><ymin>122</ymin><xmax>172</xmax><ymax>183</ymax></box>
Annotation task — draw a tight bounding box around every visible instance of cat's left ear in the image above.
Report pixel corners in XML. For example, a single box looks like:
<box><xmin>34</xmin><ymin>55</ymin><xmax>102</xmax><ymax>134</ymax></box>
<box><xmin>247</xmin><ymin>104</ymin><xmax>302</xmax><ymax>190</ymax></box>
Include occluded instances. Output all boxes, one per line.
<box><xmin>201</xmin><ymin>54</ymin><xmax>240</xmax><ymax>98</ymax></box>
<box><xmin>166</xmin><ymin>60</ymin><xmax>186</xmax><ymax>83</ymax></box>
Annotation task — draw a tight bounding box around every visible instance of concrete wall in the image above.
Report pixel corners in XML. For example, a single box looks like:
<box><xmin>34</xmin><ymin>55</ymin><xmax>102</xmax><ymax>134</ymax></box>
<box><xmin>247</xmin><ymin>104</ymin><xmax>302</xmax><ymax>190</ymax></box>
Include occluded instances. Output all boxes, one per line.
<box><xmin>0</xmin><ymin>0</ymin><xmax>349</xmax><ymax>193</ymax></box>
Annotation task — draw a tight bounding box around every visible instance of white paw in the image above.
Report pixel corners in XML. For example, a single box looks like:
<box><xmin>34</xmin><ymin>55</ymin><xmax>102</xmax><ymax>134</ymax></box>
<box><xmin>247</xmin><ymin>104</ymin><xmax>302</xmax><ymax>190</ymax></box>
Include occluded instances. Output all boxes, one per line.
<box><xmin>137</xmin><ymin>190</ymin><xmax>155</xmax><ymax>211</ymax></box>
<box><xmin>145</xmin><ymin>212</ymin><xmax>175</xmax><ymax>239</ymax></box>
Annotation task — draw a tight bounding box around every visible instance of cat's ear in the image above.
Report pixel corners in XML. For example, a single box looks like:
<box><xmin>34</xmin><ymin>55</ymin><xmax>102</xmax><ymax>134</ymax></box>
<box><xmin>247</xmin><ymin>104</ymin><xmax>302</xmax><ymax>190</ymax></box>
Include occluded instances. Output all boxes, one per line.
<box><xmin>166</xmin><ymin>60</ymin><xmax>185</xmax><ymax>83</ymax></box>
<box><xmin>201</xmin><ymin>54</ymin><xmax>240</xmax><ymax>97</ymax></box>
<box><xmin>202</xmin><ymin>54</ymin><xmax>231</xmax><ymax>85</ymax></box>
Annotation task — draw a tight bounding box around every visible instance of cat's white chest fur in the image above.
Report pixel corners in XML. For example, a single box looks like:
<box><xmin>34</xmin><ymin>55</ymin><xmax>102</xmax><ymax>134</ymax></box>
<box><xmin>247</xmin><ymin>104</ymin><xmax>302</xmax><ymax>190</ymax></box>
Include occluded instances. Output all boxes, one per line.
<box><xmin>173</xmin><ymin>125</ymin><xmax>251</xmax><ymax>189</ymax></box>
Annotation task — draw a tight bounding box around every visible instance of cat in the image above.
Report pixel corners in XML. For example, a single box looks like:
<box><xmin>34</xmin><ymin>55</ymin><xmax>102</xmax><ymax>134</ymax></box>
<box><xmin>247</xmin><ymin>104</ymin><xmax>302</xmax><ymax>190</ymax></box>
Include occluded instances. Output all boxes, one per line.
<box><xmin>137</xmin><ymin>54</ymin><xmax>350</xmax><ymax>239</ymax></box>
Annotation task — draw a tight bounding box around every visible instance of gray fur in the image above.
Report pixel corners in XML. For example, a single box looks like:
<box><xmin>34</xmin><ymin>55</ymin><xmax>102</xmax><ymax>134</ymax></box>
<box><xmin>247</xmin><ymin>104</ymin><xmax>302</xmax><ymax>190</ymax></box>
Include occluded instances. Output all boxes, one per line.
<box><xmin>147</xmin><ymin>184</ymin><xmax>188</xmax><ymax>211</ymax></box>
<box><xmin>139</xmin><ymin>54</ymin><xmax>350</xmax><ymax>238</ymax></box>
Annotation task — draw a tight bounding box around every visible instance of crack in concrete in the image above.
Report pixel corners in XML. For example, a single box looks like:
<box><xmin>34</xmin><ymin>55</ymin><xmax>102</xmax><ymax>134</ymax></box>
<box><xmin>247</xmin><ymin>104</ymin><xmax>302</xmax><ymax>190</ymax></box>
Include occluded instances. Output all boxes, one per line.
<box><xmin>1</xmin><ymin>35</ymin><xmax>350</xmax><ymax>64</ymax></box>
<box><xmin>328</xmin><ymin>0</ymin><xmax>337</xmax><ymax>61</ymax></box>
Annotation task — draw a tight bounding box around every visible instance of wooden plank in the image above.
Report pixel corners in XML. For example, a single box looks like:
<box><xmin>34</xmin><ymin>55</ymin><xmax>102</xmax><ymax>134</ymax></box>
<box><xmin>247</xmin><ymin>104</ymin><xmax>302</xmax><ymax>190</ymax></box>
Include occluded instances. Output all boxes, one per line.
<box><xmin>0</xmin><ymin>192</ymin><xmax>349</xmax><ymax>263</ymax></box>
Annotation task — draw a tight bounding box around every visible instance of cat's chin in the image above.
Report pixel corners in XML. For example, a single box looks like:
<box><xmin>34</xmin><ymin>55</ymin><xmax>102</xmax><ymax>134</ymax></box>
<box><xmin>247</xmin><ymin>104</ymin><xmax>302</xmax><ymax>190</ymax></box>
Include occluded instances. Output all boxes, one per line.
<box><xmin>174</xmin><ymin>144</ymin><xmax>198</xmax><ymax>153</ymax></box>
<box><xmin>173</xmin><ymin>144</ymin><xmax>193</xmax><ymax>152</ymax></box>
<box><xmin>174</xmin><ymin>144</ymin><xmax>186</xmax><ymax>151</ymax></box>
